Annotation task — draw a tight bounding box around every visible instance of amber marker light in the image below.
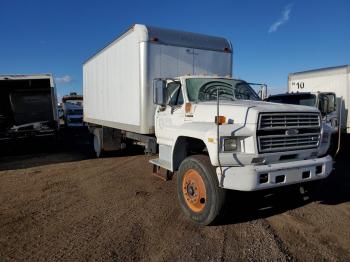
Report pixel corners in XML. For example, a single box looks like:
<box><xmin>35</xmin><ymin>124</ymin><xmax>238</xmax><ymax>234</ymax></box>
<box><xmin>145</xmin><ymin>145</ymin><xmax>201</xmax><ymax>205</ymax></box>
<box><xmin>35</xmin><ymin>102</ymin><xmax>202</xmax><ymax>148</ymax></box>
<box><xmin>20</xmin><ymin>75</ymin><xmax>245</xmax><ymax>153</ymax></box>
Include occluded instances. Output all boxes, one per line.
<box><xmin>185</xmin><ymin>103</ymin><xmax>192</xmax><ymax>113</ymax></box>
<box><xmin>215</xmin><ymin>116</ymin><xmax>226</xmax><ymax>125</ymax></box>
<box><xmin>208</xmin><ymin>138</ymin><xmax>214</xmax><ymax>143</ymax></box>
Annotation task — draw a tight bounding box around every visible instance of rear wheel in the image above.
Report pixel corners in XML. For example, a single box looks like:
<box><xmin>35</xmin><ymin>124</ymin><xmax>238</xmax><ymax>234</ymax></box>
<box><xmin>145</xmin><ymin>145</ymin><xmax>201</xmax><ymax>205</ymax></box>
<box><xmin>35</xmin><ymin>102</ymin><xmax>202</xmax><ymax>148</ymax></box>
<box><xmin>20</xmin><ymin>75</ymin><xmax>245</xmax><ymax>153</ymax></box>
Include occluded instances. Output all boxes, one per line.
<box><xmin>177</xmin><ymin>155</ymin><xmax>226</xmax><ymax>225</ymax></box>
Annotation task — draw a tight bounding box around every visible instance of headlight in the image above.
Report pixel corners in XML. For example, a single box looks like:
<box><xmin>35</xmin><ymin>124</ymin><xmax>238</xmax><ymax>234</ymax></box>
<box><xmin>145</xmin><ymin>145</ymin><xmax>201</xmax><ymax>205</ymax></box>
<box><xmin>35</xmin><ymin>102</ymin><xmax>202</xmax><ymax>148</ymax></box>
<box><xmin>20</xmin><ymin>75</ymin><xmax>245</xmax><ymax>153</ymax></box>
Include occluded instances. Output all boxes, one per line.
<box><xmin>222</xmin><ymin>137</ymin><xmax>238</xmax><ymax>152</ymax></box>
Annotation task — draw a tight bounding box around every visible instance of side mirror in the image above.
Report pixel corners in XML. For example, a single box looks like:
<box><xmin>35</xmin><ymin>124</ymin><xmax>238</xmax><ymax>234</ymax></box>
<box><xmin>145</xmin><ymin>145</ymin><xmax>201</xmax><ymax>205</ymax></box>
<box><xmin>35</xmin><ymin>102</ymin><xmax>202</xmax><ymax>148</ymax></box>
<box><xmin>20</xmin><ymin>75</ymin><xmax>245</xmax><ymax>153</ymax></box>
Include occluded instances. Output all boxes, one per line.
<box><xmin>319</xmin><ymin>94</ymin><xmax>334</xmax><ymax>116</ymax></box>
<box><xmin>153</xmin><ymin>79</ymin><xmax>167</xmax><ymax>106</ymax></box>
<box><xmin>258</xmin><ymin>85</ymin><xmax>267</xmax><ymax>100</ymax></box>
<box><xmin>318</xmin><ymin>97</ymin><xmax>325</xmax><ymax>116</ymax></box>
<box><xmin>328</xmin><ymin>94</ymin><xmax>336</xmax><ymax>113</ymax></box>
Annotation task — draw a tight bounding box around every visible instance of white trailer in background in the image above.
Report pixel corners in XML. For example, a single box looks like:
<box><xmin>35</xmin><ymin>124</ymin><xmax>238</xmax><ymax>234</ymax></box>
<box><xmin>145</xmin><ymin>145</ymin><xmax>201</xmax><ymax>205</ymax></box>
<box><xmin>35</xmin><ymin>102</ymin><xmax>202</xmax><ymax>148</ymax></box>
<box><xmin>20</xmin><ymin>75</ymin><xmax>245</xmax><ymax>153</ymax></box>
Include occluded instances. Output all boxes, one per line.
<box><xmin>288</xmin><ymin>65</ymin><xmax>350</xmax><ymax>134</ymax></box>
<box><xmin>84</xmin><ymin>24</ymin><xmax>332</xmax><ymax>225</ymax></box>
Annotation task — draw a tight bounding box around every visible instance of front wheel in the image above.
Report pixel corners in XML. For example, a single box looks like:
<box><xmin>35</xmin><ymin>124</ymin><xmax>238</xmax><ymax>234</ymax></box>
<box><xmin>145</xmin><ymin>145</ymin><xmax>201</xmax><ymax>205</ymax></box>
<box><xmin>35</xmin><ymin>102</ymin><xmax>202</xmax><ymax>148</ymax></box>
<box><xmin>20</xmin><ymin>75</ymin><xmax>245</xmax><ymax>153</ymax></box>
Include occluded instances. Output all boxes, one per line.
<box><xmin>177</xmin><ymin>155</ymin><xmax>226</xmax><ymax>225</ymax></box>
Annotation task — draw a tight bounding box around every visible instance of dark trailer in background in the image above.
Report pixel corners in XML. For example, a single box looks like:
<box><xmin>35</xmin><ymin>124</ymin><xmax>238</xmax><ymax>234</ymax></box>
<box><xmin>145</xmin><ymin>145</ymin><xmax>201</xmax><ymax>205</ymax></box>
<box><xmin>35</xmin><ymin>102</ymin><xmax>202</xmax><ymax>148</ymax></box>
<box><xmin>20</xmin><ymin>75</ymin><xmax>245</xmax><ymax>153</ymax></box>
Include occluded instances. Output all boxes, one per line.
<box><xmin>0</xmin><ymin>74</ymin><xmax>59</xmax><ymax>141</ymax></box>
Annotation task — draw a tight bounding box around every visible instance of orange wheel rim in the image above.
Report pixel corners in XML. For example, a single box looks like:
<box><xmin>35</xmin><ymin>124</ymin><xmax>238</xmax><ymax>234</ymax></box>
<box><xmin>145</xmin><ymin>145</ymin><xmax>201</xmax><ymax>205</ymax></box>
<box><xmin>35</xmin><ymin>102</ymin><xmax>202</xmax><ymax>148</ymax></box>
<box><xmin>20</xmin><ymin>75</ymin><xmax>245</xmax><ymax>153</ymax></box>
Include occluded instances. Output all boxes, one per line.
<box><xmin>182</xmin><ymin>169</ymin><xmax>207</xmax><ymax>212</ymax></box>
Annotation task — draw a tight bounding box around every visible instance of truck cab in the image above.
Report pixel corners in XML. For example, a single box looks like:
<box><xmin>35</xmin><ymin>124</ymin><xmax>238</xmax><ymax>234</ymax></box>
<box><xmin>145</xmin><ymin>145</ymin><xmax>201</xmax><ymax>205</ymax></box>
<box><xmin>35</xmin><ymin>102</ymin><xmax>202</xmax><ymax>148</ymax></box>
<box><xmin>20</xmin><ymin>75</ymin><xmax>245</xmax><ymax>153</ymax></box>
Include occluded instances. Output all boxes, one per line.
<box><xmin>151</xmin><ymin>76</ymin><xmax>333</xmax><ymax>224</ymax></box>
<box><xmin>265</xmin><ymin>92</ymin><xmax>338</xmax><ymax>132</ymax></box>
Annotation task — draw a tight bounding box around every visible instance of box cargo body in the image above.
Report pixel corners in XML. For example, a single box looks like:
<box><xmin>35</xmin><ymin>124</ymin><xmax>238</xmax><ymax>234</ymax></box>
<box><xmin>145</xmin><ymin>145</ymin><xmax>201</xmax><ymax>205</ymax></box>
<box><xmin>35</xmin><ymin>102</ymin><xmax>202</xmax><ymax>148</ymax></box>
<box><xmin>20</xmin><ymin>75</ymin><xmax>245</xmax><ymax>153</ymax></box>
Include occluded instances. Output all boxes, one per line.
<box><xmin>288</xmin><ymin>65</ymin><xmax>350</xmax><ymax>133</ymax></box>
<box><xmin>0</xmin><ymin>74</ymin><xmax>59</xmax><ymax>140</ymax></box>
<box><xmin>83</xmin><ymin>24</ymin><xmax>232</xmax><ymax>134</ymax></box>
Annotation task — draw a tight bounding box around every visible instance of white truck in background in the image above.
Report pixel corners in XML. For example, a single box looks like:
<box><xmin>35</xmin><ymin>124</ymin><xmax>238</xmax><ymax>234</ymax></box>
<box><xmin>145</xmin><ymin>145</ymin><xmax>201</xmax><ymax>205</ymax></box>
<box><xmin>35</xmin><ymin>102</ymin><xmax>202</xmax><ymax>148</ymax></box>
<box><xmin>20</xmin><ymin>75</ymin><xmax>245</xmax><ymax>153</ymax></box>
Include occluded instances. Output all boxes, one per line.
<box><xmin>62</xmin><ymin>93</ymin><xmax>84</xmax><ymax>128</ymax></box>
<box><xmin>265</xmin><ymin>92</ymin><xmax>334</xmax><ymax>156</ymax></box>
<box><xmin>288</xmin><ymin>65</ymin><xmax>350</xmax><ymax>153</ymax></box>
<box><xmin>83</xmin><ymin>24</ymin><xmax>332</xmax><ymax>225</ymax></box>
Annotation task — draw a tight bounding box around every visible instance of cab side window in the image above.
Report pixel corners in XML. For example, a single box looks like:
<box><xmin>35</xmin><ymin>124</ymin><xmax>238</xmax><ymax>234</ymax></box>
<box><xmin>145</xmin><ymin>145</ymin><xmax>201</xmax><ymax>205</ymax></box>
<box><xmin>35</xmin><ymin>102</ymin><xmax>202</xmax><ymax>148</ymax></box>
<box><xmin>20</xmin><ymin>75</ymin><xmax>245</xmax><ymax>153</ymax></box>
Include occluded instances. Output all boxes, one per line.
<box><xmin>168</xmin><ymin>83</ymin><xmax>184</xmax><ymax>107</ymax></box>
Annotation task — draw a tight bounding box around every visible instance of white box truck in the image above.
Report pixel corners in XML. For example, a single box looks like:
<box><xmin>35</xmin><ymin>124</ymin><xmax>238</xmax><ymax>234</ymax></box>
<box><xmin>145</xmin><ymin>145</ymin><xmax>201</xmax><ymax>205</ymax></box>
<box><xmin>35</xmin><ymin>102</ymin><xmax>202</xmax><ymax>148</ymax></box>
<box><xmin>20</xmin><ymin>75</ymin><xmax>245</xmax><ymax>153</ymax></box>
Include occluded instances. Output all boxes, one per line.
<box><xmin>0</xmin><ymin>74</ymin><xmax>59</xmax><ymax>141</ymax></box>
<box><xmin>83</xmin><ymin>24</ymin><xmax>332</xmax><ymax>225</ymax></box>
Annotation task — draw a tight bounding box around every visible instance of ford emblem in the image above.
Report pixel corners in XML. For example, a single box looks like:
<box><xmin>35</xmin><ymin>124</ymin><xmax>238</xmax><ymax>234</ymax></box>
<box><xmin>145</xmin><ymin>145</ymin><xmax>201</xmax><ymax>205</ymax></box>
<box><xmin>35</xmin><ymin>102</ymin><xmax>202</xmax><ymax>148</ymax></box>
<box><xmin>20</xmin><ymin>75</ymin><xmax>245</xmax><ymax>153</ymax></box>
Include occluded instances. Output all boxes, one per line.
<box><xmin>285</xmin><ymin>128</ymin><xmax>299</xmax><ymax>136</ymax></box>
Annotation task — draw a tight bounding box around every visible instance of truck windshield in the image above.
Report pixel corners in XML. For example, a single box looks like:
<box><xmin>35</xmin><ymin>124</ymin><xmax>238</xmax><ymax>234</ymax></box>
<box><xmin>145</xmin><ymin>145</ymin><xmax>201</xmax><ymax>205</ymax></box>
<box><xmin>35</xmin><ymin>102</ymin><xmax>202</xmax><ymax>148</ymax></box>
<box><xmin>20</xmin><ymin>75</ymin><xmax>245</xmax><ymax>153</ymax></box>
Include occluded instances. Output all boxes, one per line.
<box><xmin>186</xmin><ymin>78</ymin><xmax>260</xmax><ymax>103</ymax></box>
<box><xmin>266</xmin><ymin>94</ymin><xmax>316</xmax><ymax>107</ymax></box>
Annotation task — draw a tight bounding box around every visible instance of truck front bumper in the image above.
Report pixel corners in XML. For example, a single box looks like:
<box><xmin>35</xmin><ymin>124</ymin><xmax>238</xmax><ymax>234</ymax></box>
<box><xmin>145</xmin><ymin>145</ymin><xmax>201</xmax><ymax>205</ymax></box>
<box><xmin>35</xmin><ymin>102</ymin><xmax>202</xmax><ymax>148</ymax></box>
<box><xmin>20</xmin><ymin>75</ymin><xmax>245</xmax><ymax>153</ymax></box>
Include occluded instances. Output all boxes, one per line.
<box><xmin>216</xmin><ymin>155</ymin><xmax>333</xmax><ymax>191</ymax></box>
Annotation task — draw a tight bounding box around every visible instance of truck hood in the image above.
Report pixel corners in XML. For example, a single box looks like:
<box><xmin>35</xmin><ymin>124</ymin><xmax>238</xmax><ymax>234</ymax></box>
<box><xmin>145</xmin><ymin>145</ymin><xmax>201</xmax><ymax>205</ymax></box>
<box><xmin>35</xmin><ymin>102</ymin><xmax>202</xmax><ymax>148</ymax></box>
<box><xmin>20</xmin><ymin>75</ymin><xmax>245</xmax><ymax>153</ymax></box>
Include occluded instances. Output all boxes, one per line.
<box><xmin>190</xmin><ymin>100</ymin><xmax>320</xmax><ymax>124</ymax></box>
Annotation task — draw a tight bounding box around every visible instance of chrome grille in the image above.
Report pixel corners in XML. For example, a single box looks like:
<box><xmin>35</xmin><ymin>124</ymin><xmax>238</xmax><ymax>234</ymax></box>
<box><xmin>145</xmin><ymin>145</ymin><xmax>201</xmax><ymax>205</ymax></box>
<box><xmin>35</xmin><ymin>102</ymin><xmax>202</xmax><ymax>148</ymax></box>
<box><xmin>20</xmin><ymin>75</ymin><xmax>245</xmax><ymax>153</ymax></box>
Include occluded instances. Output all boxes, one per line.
<box><xmin>258</xmin><ymin>133</ymin><xmax>320</xmax><ymax>153</ymax></box>
<box><xmin>257</xmin><ymin>112</ymin><xmax>321</xmax><ymax>153</ymax></box>
<box><xmin>259</xmin><ymin>113</ymin><xmax>320</xmax><ymax>130</ymax></box>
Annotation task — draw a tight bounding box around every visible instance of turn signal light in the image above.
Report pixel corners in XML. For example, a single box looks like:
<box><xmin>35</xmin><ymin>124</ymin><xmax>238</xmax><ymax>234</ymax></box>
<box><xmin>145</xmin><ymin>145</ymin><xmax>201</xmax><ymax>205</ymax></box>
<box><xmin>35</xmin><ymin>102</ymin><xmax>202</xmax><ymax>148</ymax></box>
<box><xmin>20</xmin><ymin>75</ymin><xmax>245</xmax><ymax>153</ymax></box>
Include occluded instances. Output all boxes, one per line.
<box><xmin>215</xmin><ymin>116</ymin><xmax>226</xmax><ymax>125</ymax></box>
<box><xmin>185</xmin><ymin>103</ymin><xmax>192</xmax><ymax>113</ymax></box>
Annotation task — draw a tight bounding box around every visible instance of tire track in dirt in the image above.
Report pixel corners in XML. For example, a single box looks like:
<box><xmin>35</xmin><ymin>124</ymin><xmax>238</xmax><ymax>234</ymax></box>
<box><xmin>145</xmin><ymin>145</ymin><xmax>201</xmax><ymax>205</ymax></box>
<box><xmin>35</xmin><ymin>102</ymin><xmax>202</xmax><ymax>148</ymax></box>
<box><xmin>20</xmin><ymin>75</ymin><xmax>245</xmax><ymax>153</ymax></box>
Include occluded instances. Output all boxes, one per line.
<box><xmin>219</xmin><ymin>227</ymin><xmax>228</xmax><ymax>261</ymax></box>
<box><xmin>257</xmin><ymin>219</ymin><xmax>294</xmax><ymax>261</ymax></box>
<box><xmin>217</xmin><ymin>220</ymin><xmax>290</xmax><ymax>261</ymax></box>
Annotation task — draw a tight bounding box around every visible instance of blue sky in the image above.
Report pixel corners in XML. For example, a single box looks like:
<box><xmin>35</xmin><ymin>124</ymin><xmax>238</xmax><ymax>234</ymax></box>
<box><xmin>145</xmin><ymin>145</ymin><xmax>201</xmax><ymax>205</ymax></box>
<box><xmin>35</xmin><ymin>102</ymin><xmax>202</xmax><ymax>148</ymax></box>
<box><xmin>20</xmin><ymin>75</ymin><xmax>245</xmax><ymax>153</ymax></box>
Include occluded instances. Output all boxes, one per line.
<box><xmin>0</xmin><ymin>0</ymin><xmax>349</xmax><ymax>100</ymax></box>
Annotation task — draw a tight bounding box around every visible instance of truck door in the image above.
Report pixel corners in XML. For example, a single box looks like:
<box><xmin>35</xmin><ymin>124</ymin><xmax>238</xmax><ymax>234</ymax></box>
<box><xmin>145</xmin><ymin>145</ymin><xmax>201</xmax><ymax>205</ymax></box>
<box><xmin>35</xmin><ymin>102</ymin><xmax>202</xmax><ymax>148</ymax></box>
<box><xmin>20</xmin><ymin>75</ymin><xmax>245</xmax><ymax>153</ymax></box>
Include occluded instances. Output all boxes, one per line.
<box><xmin>155</xmin><ymin>82</ymin><xmax>185</xmax><ymax>145</ymax></box>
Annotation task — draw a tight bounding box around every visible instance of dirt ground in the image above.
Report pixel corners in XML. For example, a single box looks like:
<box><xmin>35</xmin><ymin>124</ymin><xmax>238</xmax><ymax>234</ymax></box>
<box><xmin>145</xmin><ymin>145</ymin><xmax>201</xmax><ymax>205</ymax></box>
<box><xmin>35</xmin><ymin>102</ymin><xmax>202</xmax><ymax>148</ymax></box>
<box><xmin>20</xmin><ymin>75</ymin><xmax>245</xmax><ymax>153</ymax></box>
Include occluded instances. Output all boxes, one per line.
<box><xmin>0</xmin><ymin>132</ymin><xmax>349</xmax><ymax>261</ymax></box>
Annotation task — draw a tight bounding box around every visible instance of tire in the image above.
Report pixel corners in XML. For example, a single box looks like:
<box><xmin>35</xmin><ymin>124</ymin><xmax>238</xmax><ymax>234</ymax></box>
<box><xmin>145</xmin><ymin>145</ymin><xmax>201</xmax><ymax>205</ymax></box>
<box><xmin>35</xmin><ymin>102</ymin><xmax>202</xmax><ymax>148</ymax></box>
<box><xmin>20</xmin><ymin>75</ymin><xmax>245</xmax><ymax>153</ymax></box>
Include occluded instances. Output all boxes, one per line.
<box><xmin>93</xmin><ymin>132</ymin><xmax>104</xmax><ymax>158</ymax></box>
<box><xmin>177</xmin><ymin>155</ymin><xmax>226</xmax><ymax>225</ymax></box>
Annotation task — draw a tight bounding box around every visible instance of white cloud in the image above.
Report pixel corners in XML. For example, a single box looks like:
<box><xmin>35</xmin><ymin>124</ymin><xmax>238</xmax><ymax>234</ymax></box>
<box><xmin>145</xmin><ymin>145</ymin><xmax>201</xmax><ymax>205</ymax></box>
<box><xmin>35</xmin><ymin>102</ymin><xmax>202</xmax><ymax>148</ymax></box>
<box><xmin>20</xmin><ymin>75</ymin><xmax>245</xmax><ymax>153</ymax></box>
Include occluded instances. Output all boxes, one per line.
<box><xmin>55</xmin><ymin>75</ymin><xmax>73</xmax><ymax>84</ymax></box>
<box><xmin>268</xmin><ymin>4</ymin><xmax>293</xmax><ymax>33</ymax></box>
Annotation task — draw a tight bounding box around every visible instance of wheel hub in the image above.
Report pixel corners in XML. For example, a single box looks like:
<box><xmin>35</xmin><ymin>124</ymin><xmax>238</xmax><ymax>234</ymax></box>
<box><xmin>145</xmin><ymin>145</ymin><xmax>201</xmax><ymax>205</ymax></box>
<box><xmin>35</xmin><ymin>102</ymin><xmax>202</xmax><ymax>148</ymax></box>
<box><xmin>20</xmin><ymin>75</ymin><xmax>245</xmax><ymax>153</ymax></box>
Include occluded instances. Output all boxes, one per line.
<box><xmin>182</xmin><ymin>169</ymin><xmax>207</xmax><ymax>212</ymax></box>
<box><xmin>186</xmin><ymin>184</ymin><xmax>195</xmax><ymax>197</ymax></box>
